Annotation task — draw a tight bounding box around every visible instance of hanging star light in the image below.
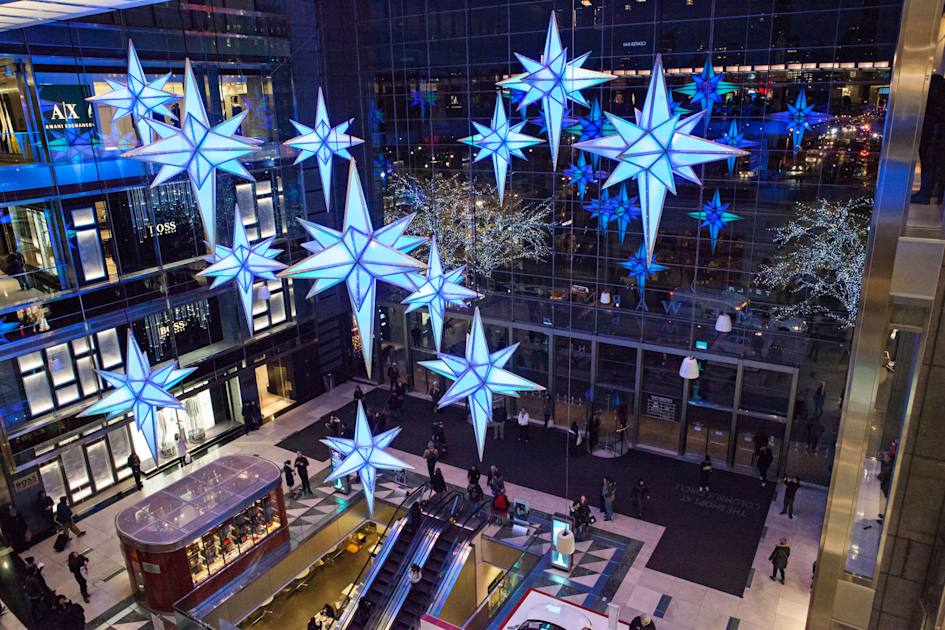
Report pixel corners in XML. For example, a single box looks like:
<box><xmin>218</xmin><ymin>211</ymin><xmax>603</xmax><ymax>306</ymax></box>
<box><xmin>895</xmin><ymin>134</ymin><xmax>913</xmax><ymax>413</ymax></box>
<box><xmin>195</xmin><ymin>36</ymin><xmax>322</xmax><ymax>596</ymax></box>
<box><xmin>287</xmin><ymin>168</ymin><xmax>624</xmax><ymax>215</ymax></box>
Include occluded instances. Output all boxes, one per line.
<box><xmin>321</xmin><ymin>400</ymin><xmax>413</xmax><ymax>514</ymax></box>
<box><xmin>0</xmin><ymin>320</ymin><xmax>18</xmax><ymax>343</ymax></box>
<box><xmin>122</xmin><ymin>59</ymin><xmax>261</xmax><ymax>246</ymax></box>
<box><xmin>568</xmin><ymin>98</ymin><xmax>613</xmax><ymax>142</ymax></box>
<box><xmin>620</xmin><ymin>244</ymin><xmax>667</xmax><ymax>299</ymax></box>
<box><xmin>86</xmin><ymin>40</ymin><xmax>179</xmax><ymax>144</ymax></box>
<box><xmin>199</xmin><ymin>212</ymin><xmax>287</xmax><ymax>331</ymax></box>
<box><xmin>284</xmin><ymin>87</ymin><xmax>364</xmax><ymax>212</ymax></box>
<box><xmin>768</xmin><ymin>89</ymin><xmax>834</xmax><ymax>155</ymax></box>
<box><xmin>460</xmin><ymin>95</ymin><xmax>543</xmax><ymax>204</ymax></box>
<box><xmin>402</xmin><ymin>238</ymin><xmax>480</xmax><ymax>352</ymax></box>
<box><xmin>502</xmin><ymin>88</ymin><xmax>529</xmax><ymax>122</ymax></box>
<box><xmin>718</xmin><ymin>120</ymin><xmax>756</xmax><ymax>174</ymax></box>
<box><xmin>420</xmin><ymin>307</ymin><xmax>544</xmax><ymax>460</ymax></box>
<box><xmin>563</xmin><ymin>152</ymin><xmax>605</xmax><ymax>200</ymax></box>
<box><xmin>498</xmin><ymin>11</ymin><xmax>615</xmax><ymax>169</ymax></box>
<box><xmin>584</xmin><ymin>184</ymin><xmax>640</xmax><ymax>243</ymax></box>
<box><xmin>574</xmin><ymin>55</ymin><xmax>749</xmax><ymax>264</ymax></box>
<box><xmin>410</xmin><ymin>81</ymin><xmax>438</xmax><ymax>117</ymax></box>
<box><xmin>675</xmin><ymin>59</ymin><xmax>737</xmax><ymax>122</ymax></box>
<box><xmin>80</xmin><ymin>330</ymin><xmax>196</xmax><ymax>461</ymax></box>
<box><xmin>280</xmin><ymin>160</ymin><xmax>426</xmax><ymax>375</ymax></box>
<box><xmin>689</xmin><ymin>190</ymin><xmax>740</xmax><ymax>253</ymax></box>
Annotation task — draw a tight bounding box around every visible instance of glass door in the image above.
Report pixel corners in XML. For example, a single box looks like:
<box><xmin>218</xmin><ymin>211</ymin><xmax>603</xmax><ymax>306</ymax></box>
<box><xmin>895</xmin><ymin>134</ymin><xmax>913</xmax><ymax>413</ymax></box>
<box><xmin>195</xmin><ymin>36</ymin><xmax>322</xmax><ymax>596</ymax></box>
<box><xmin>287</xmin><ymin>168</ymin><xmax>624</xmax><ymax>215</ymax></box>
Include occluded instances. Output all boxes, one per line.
<box><xmin>84</xmin><ymin>439</ymin><xmax>114</xmax><ymax>493</ymax></box>
<box><xmin>638</xmin><ymin>351</ymin><xmax>684</xmax><ymax>452</ymax></box>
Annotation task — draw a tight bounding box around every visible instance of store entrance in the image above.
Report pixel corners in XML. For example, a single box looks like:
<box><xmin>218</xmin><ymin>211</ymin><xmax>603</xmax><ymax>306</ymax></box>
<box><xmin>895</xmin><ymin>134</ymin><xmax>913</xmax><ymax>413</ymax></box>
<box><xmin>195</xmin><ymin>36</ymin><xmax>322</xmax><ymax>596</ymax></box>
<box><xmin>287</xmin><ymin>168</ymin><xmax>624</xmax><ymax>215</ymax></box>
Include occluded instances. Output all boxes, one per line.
<box><xmin>256</xmin><ymin>359</ymin><xmax>294</xmax><ymax>421</ymax></box>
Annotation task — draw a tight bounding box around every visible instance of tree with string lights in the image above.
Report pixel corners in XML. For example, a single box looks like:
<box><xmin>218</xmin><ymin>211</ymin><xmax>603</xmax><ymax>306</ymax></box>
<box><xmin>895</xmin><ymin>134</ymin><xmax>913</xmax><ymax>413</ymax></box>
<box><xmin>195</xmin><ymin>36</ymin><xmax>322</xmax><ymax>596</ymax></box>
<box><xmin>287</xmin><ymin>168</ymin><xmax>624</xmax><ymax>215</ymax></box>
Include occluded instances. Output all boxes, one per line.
<box><xmin>754</xmin><ymin>197</ymin><xmax>870</xmax><ymax>328</ymax></box>
<box><xmin>385</xmin><ymin>173</ymin><xmax>552</xmax><ymax>278</ymax></box>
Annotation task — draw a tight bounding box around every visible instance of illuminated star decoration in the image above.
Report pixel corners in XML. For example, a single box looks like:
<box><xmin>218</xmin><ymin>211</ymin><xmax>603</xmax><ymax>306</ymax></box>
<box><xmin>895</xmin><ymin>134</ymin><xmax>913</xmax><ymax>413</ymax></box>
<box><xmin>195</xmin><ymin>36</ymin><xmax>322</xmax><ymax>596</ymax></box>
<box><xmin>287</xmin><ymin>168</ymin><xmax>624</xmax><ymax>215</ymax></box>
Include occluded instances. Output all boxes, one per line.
<box><xmin>460</xmin><ymin>95</ymin><xmax>544</xmax><ymax>204</ymax></box>
<box><xmin>402</xmin><ymin>238</ymin><xmax>481</xmax><ymax>352</ymax></box>
<box><xmin>48</xmin><ymin>128</ymin><xmax>98</xmax><ymax>162</ymax></box>
<box><xmin>620</xmin><ymin>244</ymin><xmax>668</xmax><ymax>299</ymax></box>
<box><xmin>529</xmin><ymin>110</ymin><xmax>579</xmax><ymax>137</ymax></box>
<box><xmin>280</xmin><ymin>161</ymin><xmax>426</xmax><ymax>375</ymax></box>
<box><xmin>199</xmin><ymin>212</ymin><xmax>287</xmax><ymax>331</ymax></box>
<box><xmin>689</xmin><ymin>190</ymin><xmax>740</xmax><ymax>252</ymax></box>
<box><xmin>575</xmin><ymin>55</ymin><xmax>748</xmax><ymax>264</ymax></box>
<box><xmin>284</xmin><ymin>87</ymin><xmax>364</xmax><ymax>212</ymax></box>
<box><xmin>122</xmin><ymin>59</ymin><xmax>261</xmax><ymax>246</ymax></box>
<box><xmin>584</xmin><ymin>184</ymin><xmax>640</xmax><ymax>243</ymax></box>
<box><xmin>675</xmin><ymin>59</ymin><xmax>737</xmax><ymax>122</ymax></box>
<box><xmin>768</xmin><ymin>89</ymin><xmax>834</xmax><ymax>155</ymax></box>
<box><xmin>320</xmin><ymin>400</ymin><xmax>413</xmax><ymax>514</ymax></box>
<box><xmin>420</xmin><ymin>308</ymin><xmax>544</xmax><ymax>460</ymax></box>
<box><xmin>410</xmin><ymin>81</ymin><xmax>438</xmax><ymax>117</ymax></box>
<box><xmin>567</xmin><ymin>99</ymin><xmax>614</xmax><ymax>167</ymax></box>
<box><xmin>502</xmin><ymin>88</ymin><xmax>529</xmax><ymax>122</ymax></box>
<box><xmin>86</xmin><ymin>40</ymin><xmax>179</xmax><ymax>144</ymax></box>
<box><xmin>563</xmin><ymin>152</ymin><xmax>605</xmax><ymax>200</ymax></box>
<box><xmin>498</xmin><ymin>11</ymin><xmax>615</xmax><ymax>169</ymax></box>
<box><xmin>80</xmin><ymin>330</ymin><xmax>196</xmax><ymax>461</ymax></box>
<box><xmin>0</xmin><ymin>320</ymin><xmax>18</xmax><ymax>343</ymax></box>
<box><xmin>718</xmin><ymin>120</ymin><xmax>756</xmax><ymax>173</ymax></box>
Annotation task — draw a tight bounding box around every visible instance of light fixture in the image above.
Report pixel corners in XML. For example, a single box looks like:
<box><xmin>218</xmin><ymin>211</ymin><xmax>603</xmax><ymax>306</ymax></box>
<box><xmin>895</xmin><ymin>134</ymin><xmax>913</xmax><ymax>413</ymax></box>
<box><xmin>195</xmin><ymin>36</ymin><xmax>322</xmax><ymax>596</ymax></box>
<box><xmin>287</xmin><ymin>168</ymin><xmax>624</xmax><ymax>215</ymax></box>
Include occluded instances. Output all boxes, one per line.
<box><xmin>555</xmin><ymin>528</ymin><xmax>576</xmax><ymax>556</ymax></box>
<box><xmin>256</xmin><ymin>283</ymin><xmax>271</xmax><ymax>301</ymax></box>
<box><xmin>679</xmin><ymin>356</ymin><xmax>700</xmax><ymax>379</ymax></box>
<box><xmin>715</xmin><ymin>313</ymin><xmax>732</xmax><ymax>333</ymax></box>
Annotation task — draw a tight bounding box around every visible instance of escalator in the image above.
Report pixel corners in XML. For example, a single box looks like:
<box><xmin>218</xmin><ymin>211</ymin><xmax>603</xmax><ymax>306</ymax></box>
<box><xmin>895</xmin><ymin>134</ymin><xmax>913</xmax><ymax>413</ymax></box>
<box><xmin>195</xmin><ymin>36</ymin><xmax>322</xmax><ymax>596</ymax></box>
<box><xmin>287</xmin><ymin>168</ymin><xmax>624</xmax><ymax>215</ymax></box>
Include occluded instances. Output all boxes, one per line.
<box><xmin>355</xmin><ymin>517</ymin><xmax>429</xmax><ymax>617</ymax></box>
<box><xmin>390</xmin><ymin>524</ymin><xmax>465</xmax><ymax>629</ymax></box>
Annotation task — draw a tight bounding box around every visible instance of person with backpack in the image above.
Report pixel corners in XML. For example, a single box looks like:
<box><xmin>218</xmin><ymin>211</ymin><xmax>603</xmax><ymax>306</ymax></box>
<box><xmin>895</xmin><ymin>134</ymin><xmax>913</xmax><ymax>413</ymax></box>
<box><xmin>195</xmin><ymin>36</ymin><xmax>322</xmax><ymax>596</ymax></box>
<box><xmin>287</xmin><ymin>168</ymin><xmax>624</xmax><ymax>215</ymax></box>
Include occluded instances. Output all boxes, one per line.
<box><xmin>67</xmin><ymin>551</ymin><xmax>90</xmax><ymax>603</ymax></box>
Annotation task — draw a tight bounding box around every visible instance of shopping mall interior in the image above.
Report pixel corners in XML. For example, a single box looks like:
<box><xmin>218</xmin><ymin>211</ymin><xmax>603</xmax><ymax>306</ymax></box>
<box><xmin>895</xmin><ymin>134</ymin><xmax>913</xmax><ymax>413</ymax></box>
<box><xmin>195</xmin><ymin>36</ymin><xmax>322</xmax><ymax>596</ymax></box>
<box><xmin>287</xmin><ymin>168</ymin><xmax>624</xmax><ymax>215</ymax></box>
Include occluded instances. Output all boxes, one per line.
<box><xmin>0</xmin><ymin>0</ymin><xmax>939</xmax><ymax>629</ymax></box>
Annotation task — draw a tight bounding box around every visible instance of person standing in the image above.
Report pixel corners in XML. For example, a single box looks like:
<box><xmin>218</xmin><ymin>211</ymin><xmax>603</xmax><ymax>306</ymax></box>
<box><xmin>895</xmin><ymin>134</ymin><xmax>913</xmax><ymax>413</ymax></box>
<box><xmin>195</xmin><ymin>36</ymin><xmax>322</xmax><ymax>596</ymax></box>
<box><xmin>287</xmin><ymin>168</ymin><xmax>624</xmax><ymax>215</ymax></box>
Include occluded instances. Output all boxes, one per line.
<box><xmin>516</xmin><ymin>408</ymin><xmax>530</xmax><ymax>442</ymax></box>
<box><xmin>282</xmin><ymin>460</ymin><xmax>296</xmax><ymax>498</ymax></box>
<box><xmin>2</xmin><ymin>504</ymin><xmax>27</xmax><ymax>552</ymax></box>
<box><xmin>387</xmin><ymin>362</ymin><xmax>400</xmax><ymax>391</ymax></box>
<box><xmin>295</xmin><ymin>452</ymin><xmax>312</xmax><ymax>495</ymax></box>
<box><xmin>487</xmin><ymin>466</ymin><xmax>505</xmax><ymax>497</ymax></box>
<box><xmin>813</xmin><ymin>381</ymin><xmax>826</xmax><ymax>419</ymax></box>
<box><xmin>6</xmin><ymin>249</ymin><xmax>27</xmax><ymax>291</ymax></box>
<box><xmin>127</xmin><ymin>451</ymin><xmax>143</xmax><ymax>490</ymax></box>
<box><xmin>430</xmin><ymin>382</ymin><xmax>443</xmax><ymax>414</ymax></box>
<box><xmin>752</xmin><ymin>428</ymin><xmax>769</xmax><ymax>464</ymax></box>
<box><xmin>353</xmin><ymin>384</ymin><xmax>364</xmax><ymax>404</ymax></box>
<box><xmin>176</xmin><ymin>432</ymin><xmax>189</xmax><ymax>468</ymax></box>
<box><xmin>431</xmin><ymin>468</ymin><xmax>446</xmax><ymax>495</ymax></box>
<box><xmin>543</xmin><ymin>394</ymin><xmax>554</xmax><ymax>428</ymax></box>
<box><xmin>36</xmin><ymin>491</ymin><xmax>55</xmax><ymax>537</ymax></box>
<box><xmin>769</xmin><ymin>537</ymin><xmax>791</xmax><ymax>583</ymax></box>
<box><xmin>602</xmin><ymin>477</ymin><xmax>616</xmax><ymax>521</ymax></box>
<box><xmin>781</xmin><ymin>476</ymin><xmax>801</xmax><ymax>518</ymax></box>
<box><xmin>699</xmin><ymin>456</ymin><xmax>713</xmax><ymax>494</ymax></box>
<box><xmin>588</xmin><ymin>414</ymin><xmax>600</xmax><ymax>452</ymax></box>
<box><xmin>629</xmin><ymin>614</ymin><xmax>656</xmax><ymax>630</ymax></box>
<box><xmin>492</xmin><ymin>405</ymin><xmax>507</xmax><ymax>440</ymax></box>
<box><xmin>423</xmin><ymin>442</ymin><xmax>439</xmax><ymax>480</ymax></box>
<box><xmin>67</xmin><ymin>552</ymin><xmax>90</xmax><ymax>603</ymax></box>
<box><xmin>571</xmin><ymin>495</ymin><xmax>592</xmax><ymax>540</ymax></box>
<box><xmin>56</xmin><ymin>497</ymin><xmax>84</xmax><ymax>538</ymax></box>
<box><xmin>629</xmin><ymin>479</ymin><xmax>650</xmax><ymax>518</ymax></box>
<box><xmin>757</xmin><ymin>444</ymin><xmax>774</xmax><ymax>486</ymax></box>
<box><xmin>467</xmin><ymin>465</ymin><xmax>481</xmax><ymax>487</ymax></box>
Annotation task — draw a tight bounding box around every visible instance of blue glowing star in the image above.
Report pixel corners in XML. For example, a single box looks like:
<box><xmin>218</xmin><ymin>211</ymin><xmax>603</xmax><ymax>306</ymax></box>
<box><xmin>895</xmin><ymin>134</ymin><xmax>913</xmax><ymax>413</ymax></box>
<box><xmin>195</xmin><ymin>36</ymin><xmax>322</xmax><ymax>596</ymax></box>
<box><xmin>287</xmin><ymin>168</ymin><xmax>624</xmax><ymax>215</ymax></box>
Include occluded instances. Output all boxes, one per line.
<box><xmin>199</xmin><ymin>213</ymin><xmax>287</xmax><ymax>331</ymax></box>
<box><xmin>123</xmin><ymin>59</ymin><xmax>261</xmax><ymax>246</ymax></box>
<box><xmin>574</xmin><ymin>55</ymin><xmax>748</xmax><ymax>264</ymax></box>
<box><xmin>420</xmin><ymin>307</ymin><xmax>544</xmax><ymax>460</ymax></box>
<box><xmin>502</xmin><ymin>88</ymin><xmax>529</xmax><ymax>122</ymax></box>
<box><xmin>86</xmin><ymin>40</ymin><xmax>179</xmax><ymax>144</ymax></box>
<box><xmin>369</xmin><ymin>99</ymin><xmax>384</xmax><ymax>132</ymax></box>
<box><xmin>280</xmin><ymin>160</ymin><xmax>426</xmax><ymax>375</ymax></box>
<box><xmin>80</xmin><ymin>330</ymin><xmax>196</xmax><ymax>461</ymax></box>
<box><xmin>410</xmin><ymin>81</ymin><xmax>438</xmax><ymax>117</ymax></box>
<box><xmin>584</xmin><ymin>184</ymin><xmax>640</xmax><ymax>243</ymax></box>
<box><xmin>768</xmin><ymin>89</ymin><xmax>834</xmax><ymax>155</ymax></box>
<box><xmin>48</xmin><ymin>128</ymin><xmax>98</xmax><ymax>162</ymax></box>
<box><xmin>569</xmin><ymin>99</ymin><xmax>613</xmax><ymax>143</ymax></box>
<box><xmin>529</xmin><ymin>110</ymin><xmax>580</xmax><ymax>137</ymax></box>
<box><xmin>498</xmin><ymin>12</ymin><xmax>615</xmax><ymax>169</ymax></box>
<box><xmin>620</xmin><ymin>245</ymin><xmax>668</xmax><ymax>298</ymax></box>
<box><xmin>402</xmin><ymin>238</ymin><xmax>481</xmax><ymax>353</ymax></box>
<box><xmin>460</xmin><ymin>95</ymin><xmax>544</xmax><ymax>205</ymax></box>
<box><xmin>285</xmin><ymin>87</ymin><xmax>364</xmax><ymax>212</ymax></box>
<box><xmin>718</xmin><ymin>120</ymin><xmax>756</xmax><ymax>174</ymax></box>
<box><xmin>321</xmin><ymin>400</ymin><xmax>413</xmax><ymax>515</ymax></box>
<box><xmin>563</xmin><ymin>152</ymin><xmax>606</xmax><ymax>200</ymax></box>
<box><xmin>675</xmin><ymin>59</ymin><xmax>737</xmax><ymax>122</ymax></box>
<box><xmin>0</xmin><ymin>320</ymin><xmax>18</xmax><ymax>343</ymax></box>
<box><xmin>689</xmin><ymin>190</ymin><xmax>740</xmax><ymax>253</ymax></box>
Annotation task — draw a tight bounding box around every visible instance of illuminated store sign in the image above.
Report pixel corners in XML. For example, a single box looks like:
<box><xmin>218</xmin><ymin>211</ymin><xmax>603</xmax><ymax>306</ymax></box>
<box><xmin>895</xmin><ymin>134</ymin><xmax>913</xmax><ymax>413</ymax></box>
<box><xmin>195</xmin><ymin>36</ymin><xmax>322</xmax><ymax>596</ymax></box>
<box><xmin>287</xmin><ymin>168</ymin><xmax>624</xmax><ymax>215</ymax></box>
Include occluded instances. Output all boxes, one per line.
<box><xmin>40</xmin><ymin>85</ymin><xmax>96</xmax><ymax>132</ymax></box>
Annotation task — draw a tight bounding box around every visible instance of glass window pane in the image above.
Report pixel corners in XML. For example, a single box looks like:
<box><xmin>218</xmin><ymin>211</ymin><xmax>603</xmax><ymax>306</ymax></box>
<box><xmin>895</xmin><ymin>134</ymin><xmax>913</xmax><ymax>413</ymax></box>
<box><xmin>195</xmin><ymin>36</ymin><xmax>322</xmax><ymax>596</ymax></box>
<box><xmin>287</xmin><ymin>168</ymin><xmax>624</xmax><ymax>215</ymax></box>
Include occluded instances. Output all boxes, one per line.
<box><xmin>47</xmin><ymin>344</ymin><xmax>74</xmax><ymax>387</ymax></box>
<box><xmin>39</xmin><ymin>460</ymin><xmax>66</xmax><ymax>503</ymax></box>
<box><xmin>76</xmin><ymin>230</ymin><xmax>106</xmax><ymax>281</ymax></box>
<box><xmin>22</xmin><ymin>372</ymin><xmax>53</xmax><ymax>416</ymax></box>
<box><xmin>639</xmin><ymin>351</ymin><xmax>683</xmax><ymax>452</ymax></box>
<box><xmin>740</xmin><ymin>368</ymin><xmax>792</xmax><ymax>416</ymax></box>
<box><xmin>61</xmin><ymin>443</ymin><xmax>91</xmax><ymax>501</ymax></box>
<box><xmin>85</xmin><ymin>440</ymin><xmax>114</xmax><ymax>492</ymax></box>
<box><xmin>107</xmin><ymin>425</ymin><xmax>132</xmax><ymax>480</ymax></box>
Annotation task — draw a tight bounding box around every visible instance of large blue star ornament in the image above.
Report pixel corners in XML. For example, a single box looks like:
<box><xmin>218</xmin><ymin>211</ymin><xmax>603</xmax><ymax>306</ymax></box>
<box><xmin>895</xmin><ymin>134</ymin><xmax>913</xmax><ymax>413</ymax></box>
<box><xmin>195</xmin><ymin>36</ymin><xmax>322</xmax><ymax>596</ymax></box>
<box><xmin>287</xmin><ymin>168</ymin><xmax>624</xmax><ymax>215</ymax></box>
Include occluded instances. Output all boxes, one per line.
<box><xmin>460</xmin><ymin>95</ymin><xmax>543</xmax><ymax>204</ymax></box>
<box><xmin>87</xmin><ymin>40</ymin><xmax>179</xmax><ymax>144</ymax></box>
<box><xmin>420</xmin><ymin>308</ymin><xmax>544</xmax><ymax>460</ymax></box>
<box><xmin>563</xmin><ymin>152</ymin><xmax>605</xmax><ymax>200</ymax></box>
<box><xmin>620</xmin><ymin>245</ymin><xmax>668</xmax><ymax>299</ymax></box>
<box><xmin>321</xmin><ymin>401</ymin><xmax>412</xmax><ymax>514</ymax></box>
<box><xmin>575</xmin><ymin>55</ymin><xmax>748</xmax><ymax>264</ymax></box>
<box><xmin>123</xmin><ymin>59</ymin><xmax>261</xmax><ymax>246</ymax></box>
<box><xmin>768</xmin><ymin>89</ymin><xmax>834</xmax><ymax>155</ymax></box>
<box><xmin>585</xmin><ymin>184</ymin><xmax>640</xmax><ymax>243</ymax></box>
<box><xmin>402</xmin><ymin>239</ymin><xmax>480</xmax><ymax>352</ymax></box>
<box><xmin>498</xmin><ymin>12</ymin><xmax>614</xmax><ymax>169</ymax></box>
<box><xmin>689</xmin><ymin>190</ymin><xmax>740</xmax><ymax>252</ymax></box>
<box><xmin>675</xmin><ymin>59</ymin><xmax>737</xmax><ymax>122</ymax></box>
<box><xmin>80</xmin><ymin>331</ymin><xmax>196</xmax><ymax>462</ymax></box>
<box><xmin>719</xmin><ymin>120</ymin><xmax>756</xmax><ymax>174</ymax></box>
<box><xmin>280</xmin><ymin>161</ymin><xmax>426</xmax><ymax>375</ymax></box>
<box><xmin>199</xmin><ymin>212</ymin><xmax>287</xmax><ymax>331</ymax></box>
<box><xmin>285</xmin><ymin>87</ymin><xmax>364</xmax><ymax>212</ymax></box>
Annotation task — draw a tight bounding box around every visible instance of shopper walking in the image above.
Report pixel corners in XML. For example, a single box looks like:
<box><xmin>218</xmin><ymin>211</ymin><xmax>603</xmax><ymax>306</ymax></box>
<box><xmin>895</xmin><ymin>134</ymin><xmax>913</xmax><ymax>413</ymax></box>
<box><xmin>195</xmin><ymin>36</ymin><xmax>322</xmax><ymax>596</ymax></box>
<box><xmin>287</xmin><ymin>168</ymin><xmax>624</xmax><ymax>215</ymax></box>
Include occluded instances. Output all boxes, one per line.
<box><xmin>602</xmin><ymin>477</ymin><xmax>616</xmax><ymax>521</ymax></box>
<box><xmin>67</xmin><ymin>551</ymin><xmax>90</xmax><ymax>603</ymax></box>
<box><xmin>431</xmin><ymin>468</ymin><xmax>447</xmax><ymax>495</ymax></box>
<box><xmin>467</xmin><ymin>465</ymin><xmax>480</xmax><ymax>487</ymax></box>
<box><xmin>35</xmin><ymin>490</ymin><xmax>55</xmax><ymax>537</ymax></box>
<box><xmin>757</xmin><ymin>444</ymin><xmax>774</xmax><ymax>486</ymax></box>
<box><xmin>353</xmin><ymin>384</ymin><xmax>364</xmax><ymax>403</ymax></box>
<box><xmin>517</xmin><ymin>408</ymin><xmax>530</xmax><ymax>442</ymax></box>
<box><xmin>423</xmin><ymin>442</ymin><xmax>439</xmax><ymax>480</ymax></box>
<box><xmin>543</xmin><ymin>394</ymin><xmax>554</xmax><ymax>428</ymax></box>
<box><xmin>282</xmin><ymin>460</ymin><xmax>296</xmax><ymax>498</ymax></box>
<box><xmin>629</xmin><ymin>479</ymin><xmax>650</xmax><ymax>518</ymax></box>
<box><xmin>387</xmin><ymin>362</ymin><xmax>400</xmax><ymax>390</ymax></box>
<box><xmin>492</xmin><ymin>406</ymin><xmax>506</xmax><ymax>440</ymax></box>
<box><xmin>769</xmin><ymin>537</ymin><xmax>791</xmax><ymax>583</ymax></box>
<box><xmin>295</xmin><ymin>452</ymin><xmax>312</xmax><ymax>495</ymax></box>
<box><xmin>781</xmin><ymin>476</ymin><xmax>801</xmax><ymax>518</ymax></box>
<box><xmin>127</xmin><ymin>451</ymin><xmax>143</xmax><ymax>490</ymax></box>
<box><xmin>176</xmin><ymin>432</ymin><xmax>189</xmax><ymax>468</ymax></box>
<box><xmin>55</xmin><ymin>497</ymin><xmax>84</xmax><ymax>538</ymax></box>
<box><xmin>752</xmin><ymin>428</ymin><xmax>768</xmax><ymax>464</ymax></box>
<box><xmin>571</xmin><ymin>495</ymin><xmax>593</xmax><ymax>540</ymax></box>
<box><xmin>699</xmin><ymin>456</ymin><xmax>712</xmax><ymax>494</ymax></box>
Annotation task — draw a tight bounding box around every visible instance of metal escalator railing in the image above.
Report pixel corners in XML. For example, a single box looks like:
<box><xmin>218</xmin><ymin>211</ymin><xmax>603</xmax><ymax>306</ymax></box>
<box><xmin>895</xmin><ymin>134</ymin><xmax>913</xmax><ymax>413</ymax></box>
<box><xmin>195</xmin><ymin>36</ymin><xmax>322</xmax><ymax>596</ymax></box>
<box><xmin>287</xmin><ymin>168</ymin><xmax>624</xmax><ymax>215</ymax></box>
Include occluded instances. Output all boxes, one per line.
<box><xmin>371</xmin><ymin>519</ymin><xmax>445</xmax><ymax>630</ymax></box>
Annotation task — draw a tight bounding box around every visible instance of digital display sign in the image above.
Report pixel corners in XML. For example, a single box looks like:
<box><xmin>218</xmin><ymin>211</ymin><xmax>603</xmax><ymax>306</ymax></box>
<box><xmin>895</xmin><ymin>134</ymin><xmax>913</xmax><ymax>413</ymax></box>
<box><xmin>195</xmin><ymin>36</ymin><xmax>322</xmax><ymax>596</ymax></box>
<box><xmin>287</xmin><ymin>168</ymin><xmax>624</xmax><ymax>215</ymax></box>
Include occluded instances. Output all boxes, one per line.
<box><xmin>551</xmin><ymin>513</ymin><xmax>572</xmax><ymax>571</ymax></box>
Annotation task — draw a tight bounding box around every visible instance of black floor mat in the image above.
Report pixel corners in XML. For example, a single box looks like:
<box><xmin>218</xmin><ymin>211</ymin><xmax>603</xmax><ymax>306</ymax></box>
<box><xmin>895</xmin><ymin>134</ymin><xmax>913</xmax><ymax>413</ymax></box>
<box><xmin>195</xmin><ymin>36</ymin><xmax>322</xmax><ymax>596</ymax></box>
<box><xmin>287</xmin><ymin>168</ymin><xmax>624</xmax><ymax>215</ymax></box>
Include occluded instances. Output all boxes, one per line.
<box><xmin>276</xmin><ymin>387</ymin><xmax>774</xmax><ymax>596</ymax></box>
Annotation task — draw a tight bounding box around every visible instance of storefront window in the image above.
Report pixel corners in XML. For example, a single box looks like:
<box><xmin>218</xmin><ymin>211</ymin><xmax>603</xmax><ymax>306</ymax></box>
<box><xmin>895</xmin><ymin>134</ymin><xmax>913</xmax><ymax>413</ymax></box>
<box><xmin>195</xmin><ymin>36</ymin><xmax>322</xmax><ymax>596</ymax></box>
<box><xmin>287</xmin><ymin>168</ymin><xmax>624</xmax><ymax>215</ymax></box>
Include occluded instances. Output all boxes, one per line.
<box><xmin>553</xmin><ymin>336</ymin><xmax>592</xmax><ymax>429</ymax></box>
<box><xmin>219</xmin><ymin>75</ymin><xmax>274</xmax><ymax>142</ymax></box>
<box><xmin>639</xmin><ymin>351</ymin><xmax>684</xmax><ymax>452</ymax></box>
<box><xmin>0</xmin><ymin>59</ymin><xmax>40</xmax><ymax>165</ymax></box>
<box><xmin>256</xmin><ymin>359</ymin><xmax>294</xmax><ymax>420</ymax></box>
<box><xmin>739</xmin><ymin>367</ymin><xmax>793</xmax><ymax>417</ymax></box>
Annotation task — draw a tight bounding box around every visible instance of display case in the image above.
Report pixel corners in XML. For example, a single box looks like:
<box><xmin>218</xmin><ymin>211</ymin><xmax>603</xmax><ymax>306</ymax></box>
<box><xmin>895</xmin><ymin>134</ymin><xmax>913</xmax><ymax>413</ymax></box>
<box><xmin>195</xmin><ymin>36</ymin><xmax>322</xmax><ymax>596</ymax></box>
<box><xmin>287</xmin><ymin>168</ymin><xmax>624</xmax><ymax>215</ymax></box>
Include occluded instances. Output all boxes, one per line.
<box><xmin>116</xmin><ymin>455</ymin><xmax>288</xmax><ymax>612</ymax></box>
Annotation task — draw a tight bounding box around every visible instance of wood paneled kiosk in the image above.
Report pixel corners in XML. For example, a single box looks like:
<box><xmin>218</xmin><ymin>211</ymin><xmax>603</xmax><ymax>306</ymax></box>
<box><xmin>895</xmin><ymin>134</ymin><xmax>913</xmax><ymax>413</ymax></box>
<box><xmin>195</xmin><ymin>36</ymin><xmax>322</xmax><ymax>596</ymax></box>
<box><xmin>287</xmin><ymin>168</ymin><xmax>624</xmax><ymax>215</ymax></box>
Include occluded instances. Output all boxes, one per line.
<box><xmin>115</xmin><ymin>455</ymin><xmax>288</xmax><ymax>612</ymax></box>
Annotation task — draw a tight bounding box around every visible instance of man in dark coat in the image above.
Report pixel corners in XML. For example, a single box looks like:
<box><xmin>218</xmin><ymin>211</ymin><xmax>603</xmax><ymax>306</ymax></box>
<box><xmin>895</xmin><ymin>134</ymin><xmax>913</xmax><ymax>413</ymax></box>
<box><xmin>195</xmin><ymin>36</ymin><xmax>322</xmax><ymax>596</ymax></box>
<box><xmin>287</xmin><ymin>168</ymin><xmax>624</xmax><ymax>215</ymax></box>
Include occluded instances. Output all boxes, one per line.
<box><xmin>757</xmin><ymin>445</ymin><xmax>774</xmax><ymax>486</ymax></box>
<box><xmin>781</xmin><ymin>476</ymin><xmax>801</xmax><ymax>518</ymax></box>
<box><xmin>629</xmin><ymin>614</ymin><xmax>656</xmax><ymax>630</ymax></box>
<box><xmin>769</xmin><ymin>537</ymin><xmax>791</xmax><ymax>583</ymax></box>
